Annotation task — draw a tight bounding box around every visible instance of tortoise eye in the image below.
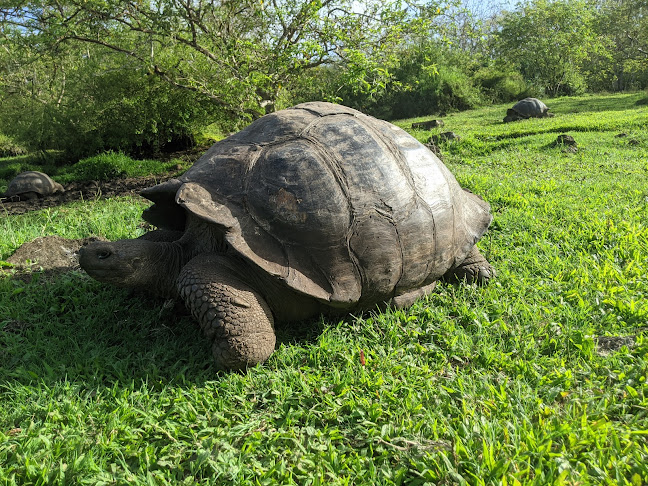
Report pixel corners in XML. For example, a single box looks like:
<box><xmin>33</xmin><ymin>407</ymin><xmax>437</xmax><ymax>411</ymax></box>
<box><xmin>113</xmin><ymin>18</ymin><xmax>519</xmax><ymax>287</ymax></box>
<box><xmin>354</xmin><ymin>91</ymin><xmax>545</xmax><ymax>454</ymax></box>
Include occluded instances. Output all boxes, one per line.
<box><xmin>97</xmin><ymin>250</ymin><xmax>112</xmax><ymax>260</ymax></box>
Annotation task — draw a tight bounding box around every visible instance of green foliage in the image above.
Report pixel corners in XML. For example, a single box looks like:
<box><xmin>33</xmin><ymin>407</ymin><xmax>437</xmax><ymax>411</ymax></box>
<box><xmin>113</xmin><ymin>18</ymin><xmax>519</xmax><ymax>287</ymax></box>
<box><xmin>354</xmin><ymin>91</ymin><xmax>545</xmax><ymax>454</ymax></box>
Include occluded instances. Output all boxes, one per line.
<box><xmin>194</xmin><ymin>124</ymin><xmax>226</xmax><ymax>146</ymax></box>
<box><xmin>70</xmin><ymin>152</ymin><xmax>175</xmax><ymax>182</ymax></box>
<box><xmin>473</xmin><ymin>65</ymin><xmax>534</xmax><ymax>103</ymax></box>
<box><xmin>0</xmin><ymin>42</ymin><xmax>214</xmax><ymax>159</ymax></box>
<box><xmin>383</xmin><ymin>62</ymin><xmax>484</xmax><ymax>119</ymax></box>
<box><xmin>494</xmin><ymin>0</ymin><xmax>606</xmax><ymax>96</ymax></box>
<box><xmin>299</xmin><ymin>43</ymin><xmax>487</xmax><ymax>120</ymax></box>
<box><xmin>591</xmin><ymin>0</ymin><xmax>648</xmax><ymax>91</ymax></box>
<box><xmin>1</xmin><ymin>93</ymin><xmax>647</xmax><ymax>484</ymax></box>
<box><xmin>0</xmin><ymin>0</ymin><xmax>439</xmax><ymax>129</ymax></box>
<box><xmin>0</xmin><ymin>134</ymin><xmax>26</xmax><ymax>158</ymax></box>
<box><xmin>0</xmin><ymin>160</ymin><xmax>23</xmax><ymax>185</ymax></box>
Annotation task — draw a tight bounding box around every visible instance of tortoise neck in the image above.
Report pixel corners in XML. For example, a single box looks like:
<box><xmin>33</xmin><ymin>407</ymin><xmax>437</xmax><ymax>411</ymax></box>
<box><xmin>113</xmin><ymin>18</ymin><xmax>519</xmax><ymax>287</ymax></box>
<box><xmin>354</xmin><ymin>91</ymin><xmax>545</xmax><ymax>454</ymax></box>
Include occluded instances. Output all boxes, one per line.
<box><xmin>152</xmin><ymin>241</ymin><xmax>190</xmax><ymax>297</ymax></box>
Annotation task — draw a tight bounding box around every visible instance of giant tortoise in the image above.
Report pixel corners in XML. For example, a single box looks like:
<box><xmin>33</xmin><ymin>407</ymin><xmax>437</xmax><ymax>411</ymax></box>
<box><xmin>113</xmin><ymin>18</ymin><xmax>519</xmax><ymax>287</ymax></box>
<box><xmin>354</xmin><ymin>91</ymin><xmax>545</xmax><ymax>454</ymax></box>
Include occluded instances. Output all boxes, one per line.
<box><xmin>80</xmin><ymin>102</ymin><xmax>494</xmax><ymax>370</ymax></box>
<box><xmin>3</xmin><ymin>171</ymin><xmax>64</xmax><ymax>201</ymax></box>
<box><xmin>503</xmin><ymin>97</ymin><xmax>554</xmax><ymax>122</ymax></box>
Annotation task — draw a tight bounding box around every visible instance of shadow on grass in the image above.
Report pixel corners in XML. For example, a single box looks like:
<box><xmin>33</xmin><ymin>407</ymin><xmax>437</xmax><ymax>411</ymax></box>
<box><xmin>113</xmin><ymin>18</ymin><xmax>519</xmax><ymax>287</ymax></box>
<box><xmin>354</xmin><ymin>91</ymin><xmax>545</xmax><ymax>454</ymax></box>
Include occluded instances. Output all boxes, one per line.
<box><xmin>0</xmin><ymin>271</ymin><xmax>327</xmax><ymax>388</ymax></box>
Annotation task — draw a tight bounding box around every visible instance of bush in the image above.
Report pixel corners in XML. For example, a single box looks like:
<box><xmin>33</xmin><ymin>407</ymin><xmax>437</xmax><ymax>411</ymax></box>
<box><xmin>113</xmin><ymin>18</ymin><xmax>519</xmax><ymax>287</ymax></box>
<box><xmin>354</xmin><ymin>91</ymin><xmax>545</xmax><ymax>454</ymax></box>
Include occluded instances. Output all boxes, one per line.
<box><xmin>71</xmin><ymin>152</ymin><xmax>133</xmax><ymax>181</ymax></box>
<box><xmin>0</xmin><ymin>51</ymin><xmax>218</xmax><ymax>161</ymax></box>
<box><xmin>0</xmin><ymin>134</ymin><xmax>27</xmax><ymax>158</ymax></box>
<box><xmin>0</xmin><ymin>161</ymin><xmax>23</xmax><ymax>183</ymax></box>
<box><xmin>473</xmin><ymin>66</ymin><xmax>532</xmax><ymax>103</ymax></box>
<box><xmin>383</xmin><ymin>64</ymin><xmax>485</xmax><ymax>120</ymax></box>
<box><xmin>71</xmin><ymin>151</ymin><xmax>170</xmax><ymax>181</ymax></box>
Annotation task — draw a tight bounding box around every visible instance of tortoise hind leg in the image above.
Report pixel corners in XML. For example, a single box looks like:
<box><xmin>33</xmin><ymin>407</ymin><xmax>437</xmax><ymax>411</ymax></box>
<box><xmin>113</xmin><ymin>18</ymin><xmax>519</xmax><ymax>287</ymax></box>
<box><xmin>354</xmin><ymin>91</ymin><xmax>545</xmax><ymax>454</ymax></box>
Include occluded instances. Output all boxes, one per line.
<box><xmin>391</xmin><ymin>282</ymin><xmax>437</xmax><ymax>308</ymax></box>
<box><xmin>177</xmin><ymin>254</ymin><xmax>276</xmax><ymax>370</ymax></box>
<box><xmin>442</xmin><ymin>246</ymin><xmax>494</xmax><ymax>285</ymax></box>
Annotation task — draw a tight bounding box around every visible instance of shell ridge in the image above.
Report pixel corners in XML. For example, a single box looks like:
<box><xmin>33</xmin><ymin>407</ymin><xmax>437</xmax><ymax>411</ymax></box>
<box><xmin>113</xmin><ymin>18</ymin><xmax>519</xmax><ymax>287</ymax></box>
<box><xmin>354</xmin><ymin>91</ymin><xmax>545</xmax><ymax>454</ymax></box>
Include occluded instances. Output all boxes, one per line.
<box><xmin>374</xmin><ymin>199</ymin><xmax>406</xmax><ymax>297</ymax></box>
<box><xmin>296</xmin><ymin>128</ymin><xmax>365</xmax><ymax>299</ymax></box>
<box><xmin>291</xmin><ymin>103</ymin><xmax>362</xmax><ymax>120</ymax></box>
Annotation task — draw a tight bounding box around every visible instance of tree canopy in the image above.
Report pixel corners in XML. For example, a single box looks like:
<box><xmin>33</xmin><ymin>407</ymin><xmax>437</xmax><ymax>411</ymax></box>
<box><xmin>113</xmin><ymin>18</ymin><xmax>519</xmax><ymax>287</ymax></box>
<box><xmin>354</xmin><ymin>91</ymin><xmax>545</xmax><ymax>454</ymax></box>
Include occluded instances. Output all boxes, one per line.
<box><xmin>1</xmin><ymin>0</ymin><xmax>647</xmax><ymax>157</ymax></box>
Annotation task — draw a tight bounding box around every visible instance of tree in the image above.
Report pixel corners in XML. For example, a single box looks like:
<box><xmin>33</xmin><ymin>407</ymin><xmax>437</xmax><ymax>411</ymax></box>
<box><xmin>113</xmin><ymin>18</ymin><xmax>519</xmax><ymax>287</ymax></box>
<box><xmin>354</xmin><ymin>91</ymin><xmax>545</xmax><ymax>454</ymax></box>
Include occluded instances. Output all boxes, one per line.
<box><xmin>494</xmin><ymin>0</ymin><xmax>606</xmax><ymax>95</ymax></box>
<box><xmin>0</xmin><ymin>23</ymin><xmax>215</xmax><ymax>157</ymax></box>
<box><xmin>594</xmin><ymin>0</ymin><xmax>648</xmax><ymax>91</ymax></box>
<box><xmin>0</xmin><ymin>0</ymin><xmax>436</xmax><ymax>123</ymax></box>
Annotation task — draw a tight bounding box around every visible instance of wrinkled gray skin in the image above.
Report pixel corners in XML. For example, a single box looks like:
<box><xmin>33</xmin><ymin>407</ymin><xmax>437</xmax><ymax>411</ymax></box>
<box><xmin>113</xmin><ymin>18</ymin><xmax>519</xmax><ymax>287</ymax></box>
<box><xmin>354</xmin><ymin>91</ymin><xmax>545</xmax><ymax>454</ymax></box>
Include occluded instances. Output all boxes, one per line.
<box><xmin>503</xmin><ymin>97</ymin><xmax>554</xmax><ymax>122</ymax></box>
<box><xmin>80</xmin><ymin>102</ymin><xmax>495</xmax><ymax>371</ymax></box>
<box><xmin>3</xmin><ymin>171</ymin><xmax>65</xmax><ymax>200</ymax></box>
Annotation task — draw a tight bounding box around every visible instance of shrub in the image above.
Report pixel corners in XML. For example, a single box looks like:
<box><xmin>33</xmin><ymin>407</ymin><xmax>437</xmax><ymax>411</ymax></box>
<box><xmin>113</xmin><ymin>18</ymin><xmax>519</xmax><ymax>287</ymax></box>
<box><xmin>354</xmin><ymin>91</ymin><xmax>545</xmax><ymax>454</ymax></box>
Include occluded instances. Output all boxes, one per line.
<box><xmin>0</xmin><ymin>161</ymin><xmax>23</xmax><ymax>183</ymax></box>
<box><xmin>71</xmin><ymin>152</ymin><xmax>133</xmax><ymax>181</ymax></box>
<box><xmin>71</xmin><ymin>152</ymin><xmax>170</xmax><ymax>181</ymax></box>
<box><xmin>0</xmin><ymin>134</ymin><xmax>27</xmax><ymax>158</ymax></box>
<box><xmin>473</xmin><ymin>66</ymin><xmax>533</xmax><ymax>103</ymax></box>
<box><xmin>0</xmin><ymin>55</ymin><xmax>218</xmax><ymax>161</ymax></box>
<box><xmin>383</xmin><ymin>64</ymin><xmax>485</xmax><ymax>120</ymax></box>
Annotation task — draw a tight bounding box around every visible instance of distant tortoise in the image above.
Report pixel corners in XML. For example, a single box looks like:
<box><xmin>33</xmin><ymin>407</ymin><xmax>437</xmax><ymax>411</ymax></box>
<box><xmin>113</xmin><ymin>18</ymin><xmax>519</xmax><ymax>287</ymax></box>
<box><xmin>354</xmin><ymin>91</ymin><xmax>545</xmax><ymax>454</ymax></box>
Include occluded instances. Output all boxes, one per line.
<box><xmin>80</xmin><ymin>102</ymin><xmax>494</xmax><ymax>370</ymax></box>
<box><xmin>504</xmin><ymin>98</ymin><xmax>554</xmax><ymax>122</ymax></box>
<box><xmin>411</xmin><ymin>119</ymin><xmax>444</xmax><ymax>130</ymax></box>
<box><xmin>3</xmin><ymin>171</ymin><xmax>65</xmax><ymax>201</ymax></box>
<box><xmin>430</xmin><ymin>131</ymin><xmax>460</xmax><ymax>144</ymax></box>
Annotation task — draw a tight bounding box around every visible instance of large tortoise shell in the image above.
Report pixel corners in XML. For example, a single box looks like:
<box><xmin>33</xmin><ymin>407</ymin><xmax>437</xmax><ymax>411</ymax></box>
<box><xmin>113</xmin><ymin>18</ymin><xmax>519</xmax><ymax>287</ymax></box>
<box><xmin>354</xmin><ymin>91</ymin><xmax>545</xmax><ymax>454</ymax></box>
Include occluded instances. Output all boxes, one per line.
<box><xmin>4</xmin><ymin>171</ymin><xmax>64</xmax><ymax>198</ymax></box>
<box><xmin>511</xmin><ymin>98</ymin><xmax>549</xmax><ymax>118</ymax></box>
<box><xmin>141</xmin><ymin>102</ymin><xmax>492</xmax><ymax>307</ymax></box>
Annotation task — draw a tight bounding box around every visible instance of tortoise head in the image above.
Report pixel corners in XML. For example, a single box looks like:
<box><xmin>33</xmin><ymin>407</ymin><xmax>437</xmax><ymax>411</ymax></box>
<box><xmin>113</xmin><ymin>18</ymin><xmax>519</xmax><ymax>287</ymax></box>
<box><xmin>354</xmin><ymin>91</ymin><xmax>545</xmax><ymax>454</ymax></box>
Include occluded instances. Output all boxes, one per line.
<box><xmin>79</xmin><ymin>239</ymin><xmax>181</xmax><ymax>296</ymax></box>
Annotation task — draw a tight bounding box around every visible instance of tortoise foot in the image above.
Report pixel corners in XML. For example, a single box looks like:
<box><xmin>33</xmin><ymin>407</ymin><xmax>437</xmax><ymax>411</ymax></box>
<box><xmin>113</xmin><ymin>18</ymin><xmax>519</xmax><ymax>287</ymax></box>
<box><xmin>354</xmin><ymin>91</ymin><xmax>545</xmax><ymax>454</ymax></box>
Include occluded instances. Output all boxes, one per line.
<box><xmin>442</xmin><ymin>247</ymin><xmax>494</xmax><ymax>286</ymax></box>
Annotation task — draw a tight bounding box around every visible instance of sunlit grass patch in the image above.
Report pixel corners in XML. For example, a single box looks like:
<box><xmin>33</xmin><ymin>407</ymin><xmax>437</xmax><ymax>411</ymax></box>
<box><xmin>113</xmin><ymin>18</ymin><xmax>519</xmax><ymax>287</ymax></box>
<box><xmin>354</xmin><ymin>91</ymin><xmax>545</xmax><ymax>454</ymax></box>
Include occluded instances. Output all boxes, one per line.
<box><xmin>0</xmin><ymin>198</ymin><xmax>149</xmax><ymax>260</ymax></box>
<box><xmin>1</xmin><ymin>93</ymin><xmax>647</xmax><ymax>485</ymax></box>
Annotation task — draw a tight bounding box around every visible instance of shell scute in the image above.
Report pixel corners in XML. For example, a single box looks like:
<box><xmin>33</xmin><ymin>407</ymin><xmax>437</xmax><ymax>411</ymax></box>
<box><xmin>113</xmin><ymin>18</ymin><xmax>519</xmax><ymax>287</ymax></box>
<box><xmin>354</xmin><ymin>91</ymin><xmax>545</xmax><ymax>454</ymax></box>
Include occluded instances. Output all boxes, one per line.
<box><xmin>246</xmin><ymin>139</ymin><xmax>350</xmax><ymax>249</ymax></box>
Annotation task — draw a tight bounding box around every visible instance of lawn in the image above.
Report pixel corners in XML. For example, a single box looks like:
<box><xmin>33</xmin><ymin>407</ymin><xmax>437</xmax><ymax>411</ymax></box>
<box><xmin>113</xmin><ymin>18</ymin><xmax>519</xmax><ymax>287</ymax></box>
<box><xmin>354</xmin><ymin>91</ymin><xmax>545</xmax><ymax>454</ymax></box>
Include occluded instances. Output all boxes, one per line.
<box><xmin>1</xmin><ymin>93</ymin><xmax>647</xmax><ymax>485</ymax></box>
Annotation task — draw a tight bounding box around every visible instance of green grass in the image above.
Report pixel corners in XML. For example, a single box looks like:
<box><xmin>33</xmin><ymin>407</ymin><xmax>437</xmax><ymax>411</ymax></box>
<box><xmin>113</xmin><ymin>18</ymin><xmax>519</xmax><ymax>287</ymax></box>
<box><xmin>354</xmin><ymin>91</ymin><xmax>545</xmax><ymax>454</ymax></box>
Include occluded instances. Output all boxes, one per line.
<box><xmin>1</xmin><ymin>92</ymin><xmax>647</xmax><ymax>485</ymax></box>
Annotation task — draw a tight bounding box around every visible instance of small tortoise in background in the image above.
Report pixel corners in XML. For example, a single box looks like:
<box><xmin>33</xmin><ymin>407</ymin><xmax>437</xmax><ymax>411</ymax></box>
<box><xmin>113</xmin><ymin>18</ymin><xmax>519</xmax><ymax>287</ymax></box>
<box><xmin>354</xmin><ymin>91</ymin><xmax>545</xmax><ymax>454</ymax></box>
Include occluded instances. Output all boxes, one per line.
<box><xmin>503</xmin><ymin>97</ymin><xmax>554</xmax><ymax>122</ymax></box>
<box><xmin>3</xmin><ymin>171</ymin><xmax>65</xmax><ymax>201</ymax></box>
<box><xmin>80</xmin><ymin>102</ymin><xmax>494</xmax><ymax>370</ymax></box>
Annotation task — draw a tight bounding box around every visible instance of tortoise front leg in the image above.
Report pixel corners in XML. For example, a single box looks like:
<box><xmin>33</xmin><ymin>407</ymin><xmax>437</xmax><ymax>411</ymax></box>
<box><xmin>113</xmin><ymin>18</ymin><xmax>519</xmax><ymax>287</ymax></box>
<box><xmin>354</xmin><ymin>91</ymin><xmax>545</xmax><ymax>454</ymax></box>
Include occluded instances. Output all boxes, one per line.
<box><xmin>177</xmin><ymin>254</ymin><xmax>276</xmax><ymax>370</ymax></box>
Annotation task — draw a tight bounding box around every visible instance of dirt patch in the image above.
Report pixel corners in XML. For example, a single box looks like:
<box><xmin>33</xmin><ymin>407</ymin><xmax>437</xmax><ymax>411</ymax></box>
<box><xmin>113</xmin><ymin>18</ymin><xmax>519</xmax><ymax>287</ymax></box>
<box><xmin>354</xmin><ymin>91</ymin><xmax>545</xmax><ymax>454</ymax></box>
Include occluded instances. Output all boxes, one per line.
<box><xmin>595</xmin><ymin>335</ymin><xmax>636</xmax><ymax>356</ymax></box>
<box><xmin>3</xmin><ymin>235</ymin><xmax>108</xmax><ymax>281</ymax></box>
<box><xmin>1</xmin><ymin>174</ymin><xmax>179</xmax><ymax>217</ymax></box>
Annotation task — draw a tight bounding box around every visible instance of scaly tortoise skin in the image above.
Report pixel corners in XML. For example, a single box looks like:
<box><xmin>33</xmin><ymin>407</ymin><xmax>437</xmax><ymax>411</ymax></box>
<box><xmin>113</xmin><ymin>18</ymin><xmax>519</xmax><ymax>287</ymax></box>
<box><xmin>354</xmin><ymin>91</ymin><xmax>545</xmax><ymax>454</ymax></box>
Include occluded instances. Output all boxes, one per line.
<box><xmin>80</xmin><ymin>102</ymin><xmax>494</xmax><ymax>370</ymax></box>
<box><xmin>3</xmin><ymin>171</ymin><xmax>65</xmax><ymax>200</ymax></box>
